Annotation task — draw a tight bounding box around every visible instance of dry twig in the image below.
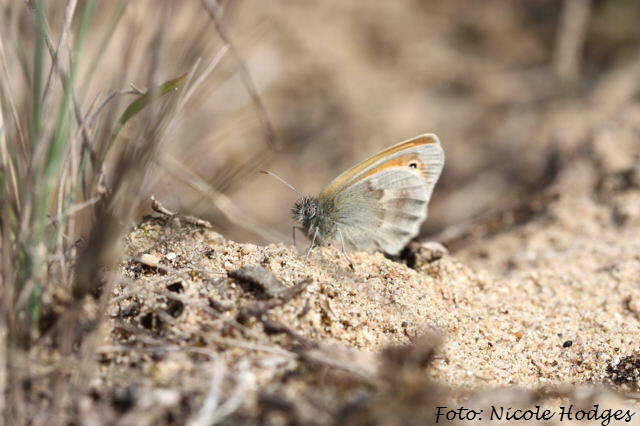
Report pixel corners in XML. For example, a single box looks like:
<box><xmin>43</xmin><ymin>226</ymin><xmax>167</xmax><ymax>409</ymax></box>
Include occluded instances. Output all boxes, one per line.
<box><xmin>150</xmin><ymin>196</ymin><xmax>213</xmax><ymax>228</ymax></box>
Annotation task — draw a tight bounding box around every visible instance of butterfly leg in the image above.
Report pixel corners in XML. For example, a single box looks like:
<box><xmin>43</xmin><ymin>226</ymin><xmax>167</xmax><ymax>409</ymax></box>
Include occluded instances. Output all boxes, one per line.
<box><xmin>337</xmin><ymin>229</ymin><xmax>355</xmax><ymax>270</ymax></box>
<box><xmin>305</xmin><ymin>228</ymin><xmax>319</xmax><ymax>262</ymax></box>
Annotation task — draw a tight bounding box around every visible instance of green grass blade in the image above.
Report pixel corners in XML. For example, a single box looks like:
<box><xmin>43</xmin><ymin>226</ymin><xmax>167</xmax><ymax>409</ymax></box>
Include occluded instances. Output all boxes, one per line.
<box><xmin>108</xmin><ymin>72</ymin><xmax>188</xmax><ymax>146</ymax></box>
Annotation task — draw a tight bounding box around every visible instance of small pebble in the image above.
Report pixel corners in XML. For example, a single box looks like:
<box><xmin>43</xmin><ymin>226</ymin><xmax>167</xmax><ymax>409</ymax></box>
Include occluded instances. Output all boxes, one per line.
<box><xmin>228</xmin><ymin>264</ymin><xmax>287</xmax><ymax>298</ymax></box>
<box><xmin>139</xmin><ymin>253</ymin><xmax>160</xmax><ymax>268</ymax></box>
<box><xmin>626</xmin><ymin>296</ymin><xmax>640</xmax><ymax>320</ymax></box>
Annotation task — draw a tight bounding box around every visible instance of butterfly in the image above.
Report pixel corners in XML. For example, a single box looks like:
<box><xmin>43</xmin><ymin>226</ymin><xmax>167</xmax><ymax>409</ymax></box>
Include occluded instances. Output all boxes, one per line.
<box><xmin>291</xmin><ymin>134</ymin><xmax>445</xmax><ymax>256</ymax></box>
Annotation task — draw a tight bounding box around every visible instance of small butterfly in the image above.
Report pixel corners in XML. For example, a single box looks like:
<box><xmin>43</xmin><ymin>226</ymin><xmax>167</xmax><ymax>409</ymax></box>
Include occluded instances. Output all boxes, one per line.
<box><xmin>291</xmin><ymin>134</ymin><xmax>445</xmax><ymax>256</ymax></box>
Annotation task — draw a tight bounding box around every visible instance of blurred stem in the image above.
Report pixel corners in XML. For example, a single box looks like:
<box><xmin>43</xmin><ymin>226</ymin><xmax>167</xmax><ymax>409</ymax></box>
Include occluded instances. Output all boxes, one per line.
<box><xmin>554</xmin><ymin>0</ymin><xmax>592</xmax><ymax>85</ymax></box>
<box><xmin>201</xmin><ymin>0</ymin><xmax>279</xmax><ymax>150</ymax></box>
<box><xmin>80</xmin><ymin>0</ymin><xmax>128</xmax><ymax>96</ymax></box>
<box><xmin>29</xmin><ymin>0</ymin><xmax>45</xmax><ymax>145</ymax></box>
<box><xmin>19</xmin><ymin>0</ymin><xmax>97</xmax><ymax>332</ymax></box>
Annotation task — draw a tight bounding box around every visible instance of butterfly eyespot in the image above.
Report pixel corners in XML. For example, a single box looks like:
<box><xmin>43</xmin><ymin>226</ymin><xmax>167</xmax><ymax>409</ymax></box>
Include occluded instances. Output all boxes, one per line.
<box><xmin>408</xmin><ymin>162</ymin><xmax>419</xmax><ymax>169</ymax></box>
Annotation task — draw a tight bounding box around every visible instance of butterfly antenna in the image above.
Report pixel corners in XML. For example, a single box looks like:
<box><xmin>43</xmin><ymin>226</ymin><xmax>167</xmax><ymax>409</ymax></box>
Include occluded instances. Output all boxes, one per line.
<box><xmin>261</xmin><ymin>170</ymin><xmax>304</xmax><ymax>197</ymax></box>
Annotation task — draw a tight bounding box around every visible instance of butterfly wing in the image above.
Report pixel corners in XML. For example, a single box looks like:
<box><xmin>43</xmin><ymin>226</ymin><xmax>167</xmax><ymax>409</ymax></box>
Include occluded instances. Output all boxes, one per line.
<box><xmin>322</xmin><ymin>134</ymin><xmax>444</xmax><ymax>255</ymax></box>
<box><xmin>320</xmin><ymin>134</ymin><xmax>443</xmax><ymax>199</ymax></box>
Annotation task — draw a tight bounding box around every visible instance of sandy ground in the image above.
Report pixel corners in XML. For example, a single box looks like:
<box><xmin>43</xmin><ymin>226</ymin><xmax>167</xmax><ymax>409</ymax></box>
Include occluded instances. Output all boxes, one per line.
<box><xmin>83</xmin><ymin>129</ymin><xmax>640</xmax><ymax>424</ymax></box>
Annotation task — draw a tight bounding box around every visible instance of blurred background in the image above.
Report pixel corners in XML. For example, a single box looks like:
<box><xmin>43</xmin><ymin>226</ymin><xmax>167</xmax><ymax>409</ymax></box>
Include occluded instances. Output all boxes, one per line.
<box><xmin>130</xmin><ymin>0</ymin><xmax>640</xmax><ymax>247</ymax></box>
<box><xmin>8</xmin><ymin>0</ymin><xmax>640</xmax><ymax>247</ymax></box>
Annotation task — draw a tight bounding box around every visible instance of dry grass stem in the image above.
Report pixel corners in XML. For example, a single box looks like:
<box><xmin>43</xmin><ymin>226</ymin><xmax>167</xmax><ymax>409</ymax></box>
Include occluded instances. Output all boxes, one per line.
<box><xmin>554</xmin><ymin>0</ymin><xmax>592</xmax><ymax>83</ymax></box>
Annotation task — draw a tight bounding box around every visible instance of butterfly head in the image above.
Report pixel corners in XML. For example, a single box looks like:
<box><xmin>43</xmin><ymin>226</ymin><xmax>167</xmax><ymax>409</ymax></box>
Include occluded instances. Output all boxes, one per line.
<box><xmin>292</xmin><ymin>196</ymin><xmax>319</xmax><ymax>227</ymax></box>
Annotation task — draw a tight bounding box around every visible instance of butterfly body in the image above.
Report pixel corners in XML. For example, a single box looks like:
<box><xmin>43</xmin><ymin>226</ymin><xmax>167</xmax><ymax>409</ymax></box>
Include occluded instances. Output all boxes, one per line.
<box><xmin>292</xmin><ymin>134</ymin><xmax>444</xmax><ymax>256</ymax></box>
<box><xmin>291</xmin><ymin>196</ymin><xmax>336</xmax><ymax>246</ymax></box>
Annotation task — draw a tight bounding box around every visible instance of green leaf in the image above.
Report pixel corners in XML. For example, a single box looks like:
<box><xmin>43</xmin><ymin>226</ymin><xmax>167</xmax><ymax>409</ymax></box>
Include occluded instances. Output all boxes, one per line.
<box><xmin>109</xmin><ymin>73</ymin><xmax>188</xmax><ymax>145</ymax></box>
